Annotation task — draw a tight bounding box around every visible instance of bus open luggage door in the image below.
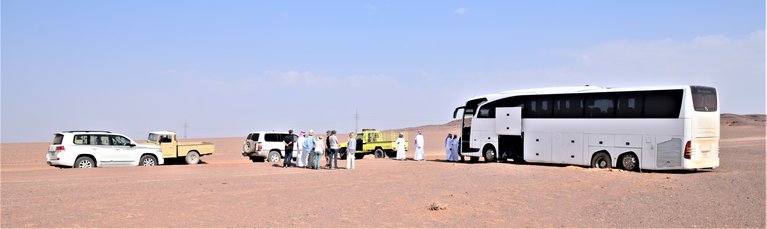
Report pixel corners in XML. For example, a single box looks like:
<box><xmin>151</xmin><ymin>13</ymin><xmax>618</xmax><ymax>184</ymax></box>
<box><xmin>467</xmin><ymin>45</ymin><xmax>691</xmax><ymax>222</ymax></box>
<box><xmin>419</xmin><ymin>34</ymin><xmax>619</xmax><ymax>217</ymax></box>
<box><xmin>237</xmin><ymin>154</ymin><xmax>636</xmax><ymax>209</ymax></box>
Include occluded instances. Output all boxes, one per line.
<box><xmin>495</xmin><ymin>107</ymin><xmax>524</xmax><ymax>162</ymax></box>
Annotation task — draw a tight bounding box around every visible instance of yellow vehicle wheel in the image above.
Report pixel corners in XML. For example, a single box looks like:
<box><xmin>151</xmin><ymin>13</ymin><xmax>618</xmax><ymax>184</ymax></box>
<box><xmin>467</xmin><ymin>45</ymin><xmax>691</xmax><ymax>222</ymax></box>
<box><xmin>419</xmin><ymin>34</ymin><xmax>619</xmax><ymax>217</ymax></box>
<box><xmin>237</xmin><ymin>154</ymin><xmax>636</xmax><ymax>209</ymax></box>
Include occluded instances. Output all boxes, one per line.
<box><xmin>374</xmin><ymin>148</ymin><xmax>385</xmax><ymax>158</ymax></box>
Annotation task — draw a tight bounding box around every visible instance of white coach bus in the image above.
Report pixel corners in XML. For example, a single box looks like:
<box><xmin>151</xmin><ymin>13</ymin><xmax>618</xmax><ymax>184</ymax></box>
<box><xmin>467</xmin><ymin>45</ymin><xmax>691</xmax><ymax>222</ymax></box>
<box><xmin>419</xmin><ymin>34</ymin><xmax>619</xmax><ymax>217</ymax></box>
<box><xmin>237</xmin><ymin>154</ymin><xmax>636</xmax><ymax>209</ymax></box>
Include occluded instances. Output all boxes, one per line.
<box><xmin>452</xmin><ymin>85</ymin><xmax>719</xmax><ymax>171</ymax></box>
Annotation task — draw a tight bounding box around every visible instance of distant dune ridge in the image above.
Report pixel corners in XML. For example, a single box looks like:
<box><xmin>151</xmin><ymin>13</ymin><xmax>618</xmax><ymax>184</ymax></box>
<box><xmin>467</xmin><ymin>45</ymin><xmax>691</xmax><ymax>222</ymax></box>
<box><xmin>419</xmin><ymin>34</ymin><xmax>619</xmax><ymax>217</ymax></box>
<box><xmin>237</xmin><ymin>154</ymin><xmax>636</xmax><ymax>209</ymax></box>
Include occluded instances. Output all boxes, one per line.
<box><xmin>721</xmin><ymin>113</ymin><xmax>766</xmax><ymax>127</ymax></box>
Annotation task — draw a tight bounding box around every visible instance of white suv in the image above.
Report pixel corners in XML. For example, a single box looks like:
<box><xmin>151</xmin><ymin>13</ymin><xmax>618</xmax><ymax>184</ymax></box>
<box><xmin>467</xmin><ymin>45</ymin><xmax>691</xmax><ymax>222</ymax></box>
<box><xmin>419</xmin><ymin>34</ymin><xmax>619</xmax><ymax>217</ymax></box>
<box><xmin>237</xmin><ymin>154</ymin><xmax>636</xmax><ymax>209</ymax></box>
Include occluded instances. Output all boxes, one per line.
<box><xmin>46</xmin><ymin>131</ymin><xmax>164</xmax><ymax>168</ymax></box>
<box><xmin>241</xmin><ymin>131</ymin><xmax>298</xmax><ymax>162</ymax></box>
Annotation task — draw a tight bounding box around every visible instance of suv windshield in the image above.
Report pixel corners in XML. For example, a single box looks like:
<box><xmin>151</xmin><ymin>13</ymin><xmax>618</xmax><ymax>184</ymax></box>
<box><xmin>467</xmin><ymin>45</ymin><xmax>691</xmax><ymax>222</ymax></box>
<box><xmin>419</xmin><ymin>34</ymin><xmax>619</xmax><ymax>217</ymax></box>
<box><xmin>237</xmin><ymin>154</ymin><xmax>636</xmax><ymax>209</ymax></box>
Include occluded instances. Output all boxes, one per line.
<box><xmin>691</xmin><ymin>86</ymin><xmax>717</xmax><ymax>112</ymax></box>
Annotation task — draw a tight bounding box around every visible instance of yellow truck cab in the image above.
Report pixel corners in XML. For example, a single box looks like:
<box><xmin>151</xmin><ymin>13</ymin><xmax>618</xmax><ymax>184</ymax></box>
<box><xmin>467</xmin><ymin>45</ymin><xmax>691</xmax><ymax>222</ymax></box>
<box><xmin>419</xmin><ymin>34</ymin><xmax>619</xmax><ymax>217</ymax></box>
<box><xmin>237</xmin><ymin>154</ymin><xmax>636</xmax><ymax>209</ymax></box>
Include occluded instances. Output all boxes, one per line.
<box><xmin>340</xmin><ymin>129</ymin><xmax>407</xmax><ymax>159</ymax></box>
<box><xmin>146</xmin><ymin>131</ymin><xmax>214</xmax><ymax>164</ymax></box>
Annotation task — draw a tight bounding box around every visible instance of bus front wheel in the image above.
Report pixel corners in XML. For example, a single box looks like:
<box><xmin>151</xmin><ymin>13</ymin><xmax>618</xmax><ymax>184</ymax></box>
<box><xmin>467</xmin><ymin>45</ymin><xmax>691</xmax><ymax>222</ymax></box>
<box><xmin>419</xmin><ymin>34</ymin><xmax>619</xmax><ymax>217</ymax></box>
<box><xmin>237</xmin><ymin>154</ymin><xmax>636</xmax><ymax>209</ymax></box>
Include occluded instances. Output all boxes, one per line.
<box><xmin>483</xmin><ymin>145</ymin><xmax>496</xmax><ymax>162</ymax></box>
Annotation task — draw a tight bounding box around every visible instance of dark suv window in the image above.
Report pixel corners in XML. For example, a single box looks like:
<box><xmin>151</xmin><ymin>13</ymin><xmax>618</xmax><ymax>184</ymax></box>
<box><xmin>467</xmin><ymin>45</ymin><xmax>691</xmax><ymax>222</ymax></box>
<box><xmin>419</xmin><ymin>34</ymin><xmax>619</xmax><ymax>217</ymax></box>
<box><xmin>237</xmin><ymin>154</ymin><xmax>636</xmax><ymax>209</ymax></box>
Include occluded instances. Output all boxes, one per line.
<box><xmin>247</xmin><ymin>133</ymin><xmax>260</xmax><ymax>141</ymax></box>
<box><xmin>264</xmin><ymin>133</ymin><xmax>281</xmax><ymax>142</ymax></box>
<box><xmin>53</xmin><ymin>134</ymin><xmax>64</xmax><ymax>145</ymax></box>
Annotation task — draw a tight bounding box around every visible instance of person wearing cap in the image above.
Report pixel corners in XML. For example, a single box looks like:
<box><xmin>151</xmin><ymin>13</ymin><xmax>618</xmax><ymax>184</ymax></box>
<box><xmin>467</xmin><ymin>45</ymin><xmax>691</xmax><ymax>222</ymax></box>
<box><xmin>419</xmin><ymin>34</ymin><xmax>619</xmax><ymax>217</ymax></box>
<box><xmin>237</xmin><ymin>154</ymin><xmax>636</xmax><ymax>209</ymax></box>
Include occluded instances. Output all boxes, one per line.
<box><xmin>414</xmin><ymin>130</ymin><xmax>425</xmax><ymax>161</ymax></box>
<box><xmin>282</xmin><ymin>129</ymin><xmax>297</xmax><ymax>168</ymax></box>
<box><xmin>313</xmin><ymin>136</ymin><xmax>325</xmax><ymax>170</ymax></box>
<box><xmin>302</xmin><ymin>130</ymin><xmax>316</xmax><ymax>168</ymax></box>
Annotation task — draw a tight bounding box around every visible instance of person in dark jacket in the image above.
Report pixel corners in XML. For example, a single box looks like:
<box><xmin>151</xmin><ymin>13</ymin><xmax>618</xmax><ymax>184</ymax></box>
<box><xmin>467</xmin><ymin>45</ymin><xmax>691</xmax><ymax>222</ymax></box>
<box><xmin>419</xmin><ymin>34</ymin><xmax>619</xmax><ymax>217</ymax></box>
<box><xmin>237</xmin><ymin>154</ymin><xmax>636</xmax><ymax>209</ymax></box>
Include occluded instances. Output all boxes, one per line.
<box><xmin>283</xmin><ymin>130</ymin><xmax>297</xmax><ymax>168</ymax></box>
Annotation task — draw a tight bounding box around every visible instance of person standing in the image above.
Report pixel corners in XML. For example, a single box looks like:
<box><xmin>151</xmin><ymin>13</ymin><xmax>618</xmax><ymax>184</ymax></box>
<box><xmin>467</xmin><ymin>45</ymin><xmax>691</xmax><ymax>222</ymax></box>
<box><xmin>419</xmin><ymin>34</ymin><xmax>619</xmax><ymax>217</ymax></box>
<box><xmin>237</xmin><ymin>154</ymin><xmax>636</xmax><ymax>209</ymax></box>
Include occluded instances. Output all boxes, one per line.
<box><xmin>450</xmin><ymin>134</ymin><xmax>460</xmax><ymax>162</ymax></box>
<box><xmin>395</xmin><ymin>132</ymin><xmax>406</xmax><ymax>160</ymax></box>
<box><xmin>302</xmin><ymin>130</ymin><xmax>316</xmax><ymax>168</ymax></box>
<box><xmin>346</xmin><ymin>132</ymin><xmax>356</xmax><ymax>169</ymax></box>
<box><xmin>414</xmin><ymin>130</ymin><xmax>425</xmax><ymax>161</ymax></box>
<box><xmin>328</xmin><ymin>130</ymin><xmax>340</xmax><ymax>169</ymax></box>
<box><xmin>296</xmin><ymin>131</ymin><xmax>306</xmax><ymax>167</ymax></box>
<box><xmin>325</xmin><ymin>130</ymin><xmax>331</xmax><ymax>168</ymax></box>
<box><xmin>445</xmin><ymin>133</ymin><xmax>453</xmax><ymax>161</ymax></box>
<box><xmin>313</xmin><ymin>136</ymin><xmax>325</xmax><ymax>170</ymax></box>
<box><xmin>283</xmin><ymin>130</ymin><xmax>297</xmax><ymax>168</ymax></box>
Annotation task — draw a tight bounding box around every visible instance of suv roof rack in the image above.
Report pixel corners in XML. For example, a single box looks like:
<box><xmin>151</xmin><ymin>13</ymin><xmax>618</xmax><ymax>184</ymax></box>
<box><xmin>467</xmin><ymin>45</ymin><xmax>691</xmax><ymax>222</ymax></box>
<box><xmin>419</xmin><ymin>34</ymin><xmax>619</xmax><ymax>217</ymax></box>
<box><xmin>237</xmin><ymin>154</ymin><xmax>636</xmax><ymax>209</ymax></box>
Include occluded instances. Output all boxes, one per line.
<box><xmin>62</xmin><ymin>130</ymin><xmax>112</xmax><ymax>133</ymax></box>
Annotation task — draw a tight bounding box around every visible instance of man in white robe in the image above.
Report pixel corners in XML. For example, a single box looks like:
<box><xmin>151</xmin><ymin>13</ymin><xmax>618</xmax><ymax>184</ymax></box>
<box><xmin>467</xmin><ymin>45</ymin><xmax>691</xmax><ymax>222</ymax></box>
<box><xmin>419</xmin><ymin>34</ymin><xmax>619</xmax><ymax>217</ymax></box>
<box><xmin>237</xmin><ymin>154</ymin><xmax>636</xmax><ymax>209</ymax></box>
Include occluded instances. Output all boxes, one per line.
<box><xmin>445</xmin><ymin>134</ymin><xmax>453</xmax><ymax>161</ymax></box>
<box><xmin>414</xmin><ymin>131</ymin><xmax>425</xmax><ymax>161</ymax></box>
<box><xmin>395</xmin><ymin>133</ymin><xmax>406</xmax><ymax>160</ymax></box>
<box><xmin>450</xmin><ymin>134</ymin><xmax>460</xmax><ymax>161</ymax></box>
<box><xmin>296</xmin><ymin>132</ymin><xmax>306</xmax><ymax>167</ymax></box>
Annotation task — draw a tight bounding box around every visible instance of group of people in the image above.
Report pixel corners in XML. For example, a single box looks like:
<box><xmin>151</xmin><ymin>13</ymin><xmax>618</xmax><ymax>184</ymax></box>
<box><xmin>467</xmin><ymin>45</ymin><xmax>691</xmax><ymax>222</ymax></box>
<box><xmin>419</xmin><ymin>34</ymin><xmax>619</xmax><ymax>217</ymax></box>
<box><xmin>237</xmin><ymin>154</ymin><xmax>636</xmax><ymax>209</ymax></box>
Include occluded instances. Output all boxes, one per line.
<box><xmin>445</xmin><ymin>133</ymin><xmax>461</xmax><ymax>161</ymax></box>
<box><xmin>281</xmin><ymin>129</ymin><xmax>357</xmax><ymax>170</ymax></box>
<box><xmin>393</xmin><ymin>131</ymin><xmax>425</xmax><ymax>161</ymax></box>
<box><xmin>280</xmin><ymin>129</ymin><xmax>447</xmax><ymax>168</ymax></box>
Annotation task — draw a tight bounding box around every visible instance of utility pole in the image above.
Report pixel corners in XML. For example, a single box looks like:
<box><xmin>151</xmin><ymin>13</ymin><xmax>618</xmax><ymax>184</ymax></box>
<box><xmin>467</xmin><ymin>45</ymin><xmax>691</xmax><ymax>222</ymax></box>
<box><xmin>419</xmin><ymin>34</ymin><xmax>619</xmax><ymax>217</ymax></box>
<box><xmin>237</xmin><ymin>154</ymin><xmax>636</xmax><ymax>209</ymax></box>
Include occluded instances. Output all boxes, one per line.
<box><xmin>354</xmin><ymin>108</ymin><xmax>359</xmax><ymax>133</ymax></box>
<box><xmin>184</xmin><ymin>120</ymin><xmax>188</xmax><ymax>139</ymax></box>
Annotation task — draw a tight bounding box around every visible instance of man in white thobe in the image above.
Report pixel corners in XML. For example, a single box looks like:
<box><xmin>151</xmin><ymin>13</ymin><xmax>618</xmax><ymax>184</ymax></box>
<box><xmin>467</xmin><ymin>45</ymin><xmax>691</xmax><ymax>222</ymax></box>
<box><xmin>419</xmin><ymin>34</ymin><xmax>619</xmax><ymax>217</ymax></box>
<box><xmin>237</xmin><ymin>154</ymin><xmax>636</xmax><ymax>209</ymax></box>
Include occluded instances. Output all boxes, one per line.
<box><xmin>450</xmin><ymin>135</ymin><xmax>460</xmax><ymax>161</ymax></box>
<box><xmin>414</xmin><ymin>131</ymin><xmax>425</xmax><ymax>161</ymax></box>
<box><xmin>395</xmin><ymin>133</ymin><xmax>406</xmax><ymax>160</ymax></box>
<box><xmin>445</xmin><ymin>134</ymin><xmax>453</xmax><ymax>161</ymax></box>
<box><xmin>296</xmin><ymin>132</ymin><xmax>306</xmax><ymax>167</ymax></box>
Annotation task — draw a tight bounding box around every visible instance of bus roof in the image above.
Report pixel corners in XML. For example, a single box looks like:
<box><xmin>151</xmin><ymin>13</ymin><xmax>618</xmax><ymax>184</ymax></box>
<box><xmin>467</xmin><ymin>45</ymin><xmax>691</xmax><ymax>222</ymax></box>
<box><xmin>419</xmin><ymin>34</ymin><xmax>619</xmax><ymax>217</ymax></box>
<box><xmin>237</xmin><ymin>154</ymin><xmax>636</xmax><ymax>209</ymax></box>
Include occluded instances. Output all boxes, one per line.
<box><xmin>470</xmin><ymin>85</ymin><xmax>701</xmax><ymax>104</ymax></box>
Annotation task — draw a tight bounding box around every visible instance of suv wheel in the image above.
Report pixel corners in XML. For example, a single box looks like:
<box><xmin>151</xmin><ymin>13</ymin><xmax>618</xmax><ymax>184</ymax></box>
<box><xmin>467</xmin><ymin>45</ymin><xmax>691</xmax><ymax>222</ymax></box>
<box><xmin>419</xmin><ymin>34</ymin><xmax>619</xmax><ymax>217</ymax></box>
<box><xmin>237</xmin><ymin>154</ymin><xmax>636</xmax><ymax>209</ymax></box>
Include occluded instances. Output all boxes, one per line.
<box><xmin>267</xmin><ymin>150</ymin><xmax>281</xmax><ymax>162</ymax></box>
<box><xmin>74</xmin><ymin>156</ymin><xmax>95</xmax><ymax>168</ymax></box>
<box><xmin>140</xmin><ymin>155</ymin><xmax>157</xmax><ymax>166</ymax></box>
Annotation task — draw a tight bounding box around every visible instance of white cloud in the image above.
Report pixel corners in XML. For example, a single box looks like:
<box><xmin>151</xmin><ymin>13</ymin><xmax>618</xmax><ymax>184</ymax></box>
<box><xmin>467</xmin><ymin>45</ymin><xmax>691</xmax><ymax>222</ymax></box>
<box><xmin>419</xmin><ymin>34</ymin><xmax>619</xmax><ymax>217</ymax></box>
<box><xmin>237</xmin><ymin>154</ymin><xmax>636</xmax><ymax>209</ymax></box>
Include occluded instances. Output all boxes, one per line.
<box><xmin>454</xmin><ymin>7</ymin><xmax>467</xmax><ymax>14</ymax></box>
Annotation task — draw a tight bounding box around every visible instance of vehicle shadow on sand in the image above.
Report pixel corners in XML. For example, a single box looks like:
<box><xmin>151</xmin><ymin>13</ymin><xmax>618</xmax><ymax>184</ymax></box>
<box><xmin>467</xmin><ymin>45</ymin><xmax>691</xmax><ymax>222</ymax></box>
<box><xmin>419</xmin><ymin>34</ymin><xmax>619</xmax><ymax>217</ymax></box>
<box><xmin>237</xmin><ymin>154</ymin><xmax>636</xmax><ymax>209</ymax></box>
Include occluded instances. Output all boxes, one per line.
<box><xmin>425</xmin><ymin>159</ymin><xmax>714</xmax><ymax>174</ymax></box>
<box><xmin>162</xmin><ymin>158</ymin><xmax>209</xmax><ymax>166</ymax></box>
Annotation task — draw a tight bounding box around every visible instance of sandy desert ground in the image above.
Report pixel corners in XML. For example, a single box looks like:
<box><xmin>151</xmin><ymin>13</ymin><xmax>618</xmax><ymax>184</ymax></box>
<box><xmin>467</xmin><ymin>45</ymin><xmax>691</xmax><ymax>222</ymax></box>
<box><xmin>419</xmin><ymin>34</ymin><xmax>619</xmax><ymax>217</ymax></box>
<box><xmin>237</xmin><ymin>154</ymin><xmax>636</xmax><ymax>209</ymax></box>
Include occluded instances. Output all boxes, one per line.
<box><xmin>1</xmin><ymin>114</ymin><xmax>764</xmax><ymax>227</ymax></box>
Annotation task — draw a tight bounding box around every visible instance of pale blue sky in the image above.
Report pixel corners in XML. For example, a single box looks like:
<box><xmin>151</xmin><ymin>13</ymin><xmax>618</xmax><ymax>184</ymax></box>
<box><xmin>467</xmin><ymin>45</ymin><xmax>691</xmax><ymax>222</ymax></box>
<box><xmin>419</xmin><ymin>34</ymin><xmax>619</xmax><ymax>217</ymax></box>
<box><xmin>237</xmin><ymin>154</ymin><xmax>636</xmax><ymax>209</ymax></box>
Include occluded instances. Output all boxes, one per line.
<box><xmin>2</xmin><ymin>0</ymin><xmax>765</xmax><ymax>142</ymax></box>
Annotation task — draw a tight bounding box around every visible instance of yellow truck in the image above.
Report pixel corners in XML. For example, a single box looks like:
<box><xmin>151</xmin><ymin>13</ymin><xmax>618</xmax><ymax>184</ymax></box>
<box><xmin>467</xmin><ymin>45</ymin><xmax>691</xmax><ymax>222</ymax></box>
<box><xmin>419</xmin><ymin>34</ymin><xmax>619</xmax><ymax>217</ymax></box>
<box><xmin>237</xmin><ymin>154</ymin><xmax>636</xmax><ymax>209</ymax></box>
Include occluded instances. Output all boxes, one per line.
<box><xmin>339</xmin><ymin>129</ymin><xmax>407</xmax><ymax>159</ymax></box>
<box><xmin>146</xmin><ymin>131</ymin><xmax>214</xmax><ymax>164</ymax></box>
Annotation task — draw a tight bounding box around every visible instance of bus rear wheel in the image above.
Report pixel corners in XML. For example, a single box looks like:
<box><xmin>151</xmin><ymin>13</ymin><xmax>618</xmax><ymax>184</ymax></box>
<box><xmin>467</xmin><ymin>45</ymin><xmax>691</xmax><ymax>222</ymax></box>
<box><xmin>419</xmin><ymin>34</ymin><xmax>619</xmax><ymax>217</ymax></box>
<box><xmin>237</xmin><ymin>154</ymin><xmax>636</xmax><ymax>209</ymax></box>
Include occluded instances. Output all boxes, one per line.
<box><xmin>620</xmin><ymin>153</ymin><xmax>639</xmax><ymax>171</ymax></box>
<box><xmin>591</xmin><ymin>152</ymin><xmax>612</xmax><ymax>169</ymax></box>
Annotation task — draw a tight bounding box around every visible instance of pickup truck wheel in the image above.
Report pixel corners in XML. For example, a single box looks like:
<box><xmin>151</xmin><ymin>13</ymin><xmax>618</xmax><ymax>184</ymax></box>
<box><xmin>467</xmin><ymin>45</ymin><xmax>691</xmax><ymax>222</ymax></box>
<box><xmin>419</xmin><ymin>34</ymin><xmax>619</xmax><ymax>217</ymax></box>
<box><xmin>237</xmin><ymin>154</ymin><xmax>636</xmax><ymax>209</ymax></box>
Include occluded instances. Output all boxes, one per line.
<box><xmin>267</xmin><ymin>151</ymin><xmax>281</xmax><ymax>163</ymax></box>
<box><xmin>185</xmin><ymin>151</ymin><xmax>200</xmax><ymax>165</ymax></box>
<box><xmin>140</xmin><ymin>155</ymin><xmax>157</xmax><ymax>166</ymax></box>
<box><xmin>374</xmin><ymin>149</ymin><xmax>385</xmax><ymax>158</ymax></box>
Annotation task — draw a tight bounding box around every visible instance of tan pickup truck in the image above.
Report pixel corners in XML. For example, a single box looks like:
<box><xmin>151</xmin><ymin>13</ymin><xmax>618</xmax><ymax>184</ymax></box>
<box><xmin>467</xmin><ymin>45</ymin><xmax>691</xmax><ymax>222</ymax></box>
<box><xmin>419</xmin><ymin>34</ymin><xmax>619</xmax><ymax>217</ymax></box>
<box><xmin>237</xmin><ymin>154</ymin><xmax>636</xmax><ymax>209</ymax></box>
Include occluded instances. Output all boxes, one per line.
<box><xmin>146</xmin><ymin>131</ymin><xmax>214</xmax><ymax>164</ymax></box>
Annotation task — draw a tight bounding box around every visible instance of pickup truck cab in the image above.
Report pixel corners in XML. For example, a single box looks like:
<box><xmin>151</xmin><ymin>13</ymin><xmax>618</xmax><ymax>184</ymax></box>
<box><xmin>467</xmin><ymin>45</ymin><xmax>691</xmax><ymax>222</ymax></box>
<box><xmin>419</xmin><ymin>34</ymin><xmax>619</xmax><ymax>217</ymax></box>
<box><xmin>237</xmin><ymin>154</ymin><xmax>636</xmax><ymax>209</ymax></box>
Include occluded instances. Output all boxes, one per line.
<box><xmin>339</xmin><ymin>129</ymin><xmax>407</xmax><ymax>159</ymax></box>
<box><xmin>146</xmin><ymin>131</ymin><xmax>214</xmax><ymax>164</ymax></box>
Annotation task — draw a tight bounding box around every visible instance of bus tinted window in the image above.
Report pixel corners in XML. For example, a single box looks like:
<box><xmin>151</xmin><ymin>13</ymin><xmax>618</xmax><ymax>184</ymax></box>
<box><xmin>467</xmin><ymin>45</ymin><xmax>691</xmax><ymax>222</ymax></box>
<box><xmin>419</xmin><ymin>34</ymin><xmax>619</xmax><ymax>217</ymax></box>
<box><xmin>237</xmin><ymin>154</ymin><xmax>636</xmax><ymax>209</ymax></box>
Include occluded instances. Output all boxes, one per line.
<box><xmin>585</xmin><ymin>94</ymin><xmax>615</xmax><ymax>118</ymax></box>
<box><xmin>643</xmin><ymin>90</ymin><xmax>683</xmax><ymax>118</ymax></box>
<box><xmin>554</xmin><ymin>95</ymin><xmax>583</xmax><ymax>118</ymax></box>
<box><xmin>616</xmin><ymin>94</ymin><xmax>644</xmax><ymax>118</ymax></box>
<box><xmin>526</xmin><ymin>96</ymin><xmax>552</xmax><ymax>118</ymax></box>
<box><xmin>691</xmin><ymin>86</ymin><xmax>717</xmax><ymax>112</ymax></box>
